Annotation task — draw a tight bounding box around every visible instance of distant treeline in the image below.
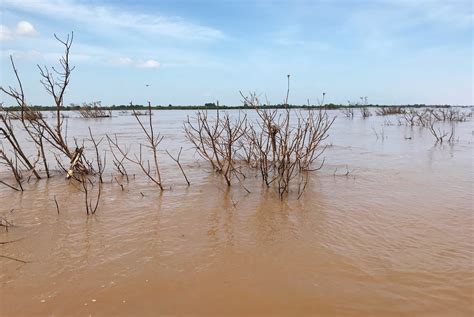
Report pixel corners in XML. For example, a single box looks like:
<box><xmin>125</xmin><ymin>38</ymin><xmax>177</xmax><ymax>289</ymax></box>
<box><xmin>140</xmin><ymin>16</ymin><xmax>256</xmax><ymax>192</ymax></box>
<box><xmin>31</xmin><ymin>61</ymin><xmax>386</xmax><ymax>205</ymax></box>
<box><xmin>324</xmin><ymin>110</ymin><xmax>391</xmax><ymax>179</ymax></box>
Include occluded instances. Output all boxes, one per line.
<box><xmin>1</xmin><ymin>103</ymin><xmax>471</xmax><ymax>112</ymax></box>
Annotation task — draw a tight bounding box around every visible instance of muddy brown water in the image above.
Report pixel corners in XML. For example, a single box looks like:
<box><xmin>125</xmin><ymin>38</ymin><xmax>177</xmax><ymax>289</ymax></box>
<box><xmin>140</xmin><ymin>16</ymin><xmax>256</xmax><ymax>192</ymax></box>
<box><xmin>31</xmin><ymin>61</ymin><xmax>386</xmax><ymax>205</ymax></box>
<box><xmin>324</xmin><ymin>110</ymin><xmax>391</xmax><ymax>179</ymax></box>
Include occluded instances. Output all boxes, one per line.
<box><xmin>1</xmin><ymin>109</ymin><xmax>473</xmax><ymax>316</ymax></box>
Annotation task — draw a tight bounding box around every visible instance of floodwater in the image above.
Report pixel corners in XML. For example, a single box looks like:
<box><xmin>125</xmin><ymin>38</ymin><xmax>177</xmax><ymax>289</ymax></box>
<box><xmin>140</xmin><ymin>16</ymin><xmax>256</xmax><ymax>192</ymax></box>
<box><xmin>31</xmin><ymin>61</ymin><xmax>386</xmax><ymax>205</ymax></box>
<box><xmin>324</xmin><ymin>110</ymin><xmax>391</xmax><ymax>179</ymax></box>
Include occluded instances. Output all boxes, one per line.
<box><xmin>1</xmin><ymin>109</ymin><xmax>473</xmax><ymax>316</ymax></box>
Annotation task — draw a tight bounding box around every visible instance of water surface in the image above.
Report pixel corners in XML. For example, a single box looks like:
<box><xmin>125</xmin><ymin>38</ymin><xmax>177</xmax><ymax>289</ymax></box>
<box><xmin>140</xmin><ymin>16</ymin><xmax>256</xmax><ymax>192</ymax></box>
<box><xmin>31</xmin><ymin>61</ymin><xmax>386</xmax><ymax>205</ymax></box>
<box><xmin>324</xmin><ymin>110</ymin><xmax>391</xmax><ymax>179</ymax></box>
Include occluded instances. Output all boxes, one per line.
<box><xmin>1</xmin><ymin>109</ymin><xmax>473</xmax><ymax>316</ymax></box>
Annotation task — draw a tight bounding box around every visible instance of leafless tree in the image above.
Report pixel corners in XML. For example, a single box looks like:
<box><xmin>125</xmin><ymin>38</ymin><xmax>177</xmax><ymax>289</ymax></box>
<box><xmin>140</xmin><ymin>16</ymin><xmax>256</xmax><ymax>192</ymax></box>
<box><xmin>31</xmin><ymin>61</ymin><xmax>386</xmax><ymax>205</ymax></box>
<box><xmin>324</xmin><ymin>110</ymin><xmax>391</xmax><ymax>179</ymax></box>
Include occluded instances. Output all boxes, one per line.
<box><xmin>1</xmin><ymin>32</ymin><xmax>89</xmax><ymax>179</ymax></box>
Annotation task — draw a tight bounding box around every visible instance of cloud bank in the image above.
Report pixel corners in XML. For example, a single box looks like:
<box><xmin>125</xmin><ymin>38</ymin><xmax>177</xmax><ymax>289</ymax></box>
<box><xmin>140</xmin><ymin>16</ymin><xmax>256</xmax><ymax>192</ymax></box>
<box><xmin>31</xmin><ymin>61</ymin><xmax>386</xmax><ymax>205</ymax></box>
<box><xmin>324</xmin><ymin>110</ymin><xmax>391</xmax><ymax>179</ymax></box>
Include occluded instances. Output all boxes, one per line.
<box><xmin>3</xmin><ymin>0</ymin><xmax>224</xmax><ymax>41</ymax></box>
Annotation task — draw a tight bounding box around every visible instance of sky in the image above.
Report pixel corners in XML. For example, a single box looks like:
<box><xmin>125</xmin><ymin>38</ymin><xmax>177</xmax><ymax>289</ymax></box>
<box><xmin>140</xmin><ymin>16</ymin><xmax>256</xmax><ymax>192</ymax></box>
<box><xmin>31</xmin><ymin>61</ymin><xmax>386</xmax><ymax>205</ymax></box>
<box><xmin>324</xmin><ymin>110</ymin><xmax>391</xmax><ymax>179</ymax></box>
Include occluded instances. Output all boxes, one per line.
<box><xmin>1</xmin><ymin>0</ymin><xmax>473</xmax><ymax>106</ymax></box>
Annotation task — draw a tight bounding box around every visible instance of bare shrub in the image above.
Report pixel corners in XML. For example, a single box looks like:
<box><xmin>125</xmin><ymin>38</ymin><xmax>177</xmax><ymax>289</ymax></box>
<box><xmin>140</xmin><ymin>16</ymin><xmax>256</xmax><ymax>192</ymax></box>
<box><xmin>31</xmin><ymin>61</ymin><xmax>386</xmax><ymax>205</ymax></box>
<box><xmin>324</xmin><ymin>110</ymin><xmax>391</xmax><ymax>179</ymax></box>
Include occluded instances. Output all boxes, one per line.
<box><xmin>108</xmin><ymin>104</ymin><xmax>164</xmax><ymax>190</ymax></box>
<box><xmin>184</xmin><ymin>86</ymin><xmax>335</xmax><ymax>199</ymax></box>
<box><xmin>107</xmin><ymin>134</ymin><xmax>129</xmax><ymax>182</ymax></box>
<box><xmin>166</xmin><ymin>147</ymin><xmax>190</xmax><ymax>186</ymax></box>
<box><xmin>340</xmin><ymin>107</ymin><xmax>355</xmax><ymax>118</ymax></box>
<box><xmin>375</xmin><ymin>107</ymin><xmax>404</xmax><ymax>116</ymax></box>
<box><xmin>415</xmin><ymin>109</ymin><xmax>432</xmax><ymax>127</ymax></box>
<box><xmin>399</xmin><ymin>109</ymin><xmax>437</xmax><ymax>127</ymax></box>
<box><xmin>401</xmin><ymin>109</ymin><xmax>418</xmax><ymax>126</ymax></box>
<box><xmin>85</xmin><ymin>128</ymin><xmax>106</xmax><ymax>183</ymax></box>
<box><xmin>432</xmin><ymin>108</ymin><xmax>470</xmax><ymax>122</ymax></box>
<box><xmin>8</xmin><ymin>111</ymin><xmax>43</xmax><ymax>121</ymax></box>
<box><xmin>184</xmin><ymin>107</ymin><xmax>248</xmax><ymax>188</ymax></box>
<box><xmin>360</xmin><ymin>107</ymin><xmax>372</xmax><ymax>118</ymax></box>
<box><xmin>0</xmin><ymin>146</ymin><xmax>24</xmax><ymax>191</ymax></box>
<box><xmin>242</xmin><ymin>92</ymin><xmax>335</xmax><ymax>198</ymax></box>
<box><xmin>399</xmin><ymin>109</ymin><xmax>430</xmax><ymax>126</ymax></box>
<box><xmin>79</xmin><ymin>175</ymin><xmax>102</xmax><ymax>215</ymax></box>
<box><xmin>0</xmin><ymin>32</ymin><xmax>90</xmax><ymax>180</ymax></box>
<box><xmin>78</xmin><ymin>101</ymin><xmax>111</xmax><ymax>118</ymax></box>
<box><xmin>428</xmin><ymin>120</ymin><xmax>456</xmax><ymax>144</ymax></box>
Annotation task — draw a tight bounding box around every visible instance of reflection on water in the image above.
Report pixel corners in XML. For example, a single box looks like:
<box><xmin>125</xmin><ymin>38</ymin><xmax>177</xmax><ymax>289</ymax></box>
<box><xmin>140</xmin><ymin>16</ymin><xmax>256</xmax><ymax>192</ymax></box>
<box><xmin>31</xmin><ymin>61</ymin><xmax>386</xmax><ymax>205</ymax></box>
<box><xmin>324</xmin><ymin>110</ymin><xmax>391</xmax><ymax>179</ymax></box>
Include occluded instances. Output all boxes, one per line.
<box><xmin>1</xmin><ymin>109</ymin><xmax>473</xmax><ymax>316</ymax></box>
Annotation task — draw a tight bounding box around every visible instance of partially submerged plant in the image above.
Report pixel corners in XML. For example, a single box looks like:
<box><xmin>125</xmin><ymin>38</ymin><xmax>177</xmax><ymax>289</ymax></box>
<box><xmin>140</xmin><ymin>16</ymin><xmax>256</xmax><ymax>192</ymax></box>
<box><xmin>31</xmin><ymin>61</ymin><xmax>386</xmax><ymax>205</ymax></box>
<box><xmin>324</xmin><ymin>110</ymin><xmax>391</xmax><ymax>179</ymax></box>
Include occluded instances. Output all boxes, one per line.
<box><xmin>360</xmin><ymin>107</ymin><xmax>372</xmax><ymax>119</ymax></box>
<box><xmin>184</xmin><ymin>85</ymin><xmax>336</xmax><ymax>199</ymax></box>
<box><xmin>79</xmin><ymin>174</ymin><xmax>102</xmax><ymax>215</ymax></box>
<box><xmin>340</xmin><ymin>107</ymin><xmax>355</xmax><ymax>118</ymax></box>
<box><xmin>107</xmin><ymin>103</ymin><xmax>165</xmax><ymax>190</ymax></box>
<box><xmin>242</xmin><ymin>92</ymin><xmax>335</xmax><ymax>199</ymax></box>
<box><xmin>0</xmin><ymin>32</ymin><xmax>90</xmax><ymax>181</ymax></box>
<box><xmin>375</xmin><ymin>107</ymin><xmax>404</xmax><ymax>116</ymax></box>
<box><xmin>431</xmin><ymin>108</ymin><xmax>470</xmax><ymax>122</ymax></box>
<box><xmin>428</xmin><ymin>119</ymin><xmax>456</xmax><ymax>144</ymax></box>
<box><xmin>184</xmin><ymin>105</ymin><xmax>248</xmax><ymax>189</ymax></box>
<box><xmin>78</xmin><ymin>101</ymin><xmax>112</xmax><ymax>118</ymax></box>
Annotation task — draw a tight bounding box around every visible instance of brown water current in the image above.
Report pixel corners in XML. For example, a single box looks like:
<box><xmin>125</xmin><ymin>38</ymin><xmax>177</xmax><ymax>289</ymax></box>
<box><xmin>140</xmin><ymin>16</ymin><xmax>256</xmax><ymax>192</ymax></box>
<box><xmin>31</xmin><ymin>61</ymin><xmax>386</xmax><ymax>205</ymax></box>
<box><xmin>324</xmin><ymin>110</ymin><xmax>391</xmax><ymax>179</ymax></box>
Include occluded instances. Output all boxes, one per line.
<box><xmin>1</xmin><ymin>109</ymin><xmax>473</xmax><ymax>316</ymax></box>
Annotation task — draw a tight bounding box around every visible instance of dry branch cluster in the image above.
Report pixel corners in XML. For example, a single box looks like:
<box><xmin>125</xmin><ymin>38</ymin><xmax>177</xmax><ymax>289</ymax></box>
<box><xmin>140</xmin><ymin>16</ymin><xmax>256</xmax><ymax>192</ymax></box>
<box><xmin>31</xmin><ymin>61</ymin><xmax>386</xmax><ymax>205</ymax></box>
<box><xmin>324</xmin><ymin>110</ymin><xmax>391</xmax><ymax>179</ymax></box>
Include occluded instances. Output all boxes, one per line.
<box><xmin>0</xmin><ymin>33</ymin><xmax>101</xmax><ymax>213</ymax></box>
<box><xmin>339</xmin><ymin>105</ymin><xmax>470</xmax><ymax>144</ymax></box>
<box><xmin>398</xmin><ymin>108</ymin><xmax>469</xmax><ymax>143</ymax></box>
<box><xmin>375</xmin><ymin>106</ymin><xmax>404</xmax><ymax>116</ymax></box>
<box><xmin>431</xmin><ymin>108</ymin><xmax>470</xmax><ymax>122</ymax></box>
<box><xmin>360</xmin><ymin>107</ymin><xmax>372</xmax><ymax>118</ymax></box>
<box><xmin>77</xmin><ymin>101</ymin><xmax>112</xmax><ymax>118</ymax></box>
<box><xmin>107</xmin><ymin>108</ymin><xmax>166</xmax><ymax>190</ymax></box>
<box><xmin>0</xmin><ymin>33</ymin><xmax>89</xmax><ymax>187</ymax></box>
<box><xmin>185</xmin><ymin>93</ymin><xmax>335</xmax><ymax>199</ymax></box>
<box><xmin>340</xmin><ymin>107</ymin><xmax>355</xmax><ymax>118</ymax></box>
<box><xmin>184</xmin><ymin>107</ymin><xmax>248</xmax><ymax>189</ymax></box>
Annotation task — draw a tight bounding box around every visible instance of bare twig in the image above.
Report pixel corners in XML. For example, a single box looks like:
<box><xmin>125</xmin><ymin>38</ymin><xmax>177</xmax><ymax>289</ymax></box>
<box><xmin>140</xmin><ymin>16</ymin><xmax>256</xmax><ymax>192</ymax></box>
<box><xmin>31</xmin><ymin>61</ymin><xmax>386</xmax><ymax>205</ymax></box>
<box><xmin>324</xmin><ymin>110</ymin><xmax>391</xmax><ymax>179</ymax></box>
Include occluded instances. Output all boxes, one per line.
<box><xmin>0</xmin><ymin>255</ymin><xmax>29</xmax><ymax>264</ymax></box>
<box><xmin>54</xmin><ymin>195</ymin><xmax>60</xmax><ymax>214</ymax></box>
<box><xmin>166</xmin><ymin>147</ymin><xmax>190</xmax><ymax>186</ymax></box>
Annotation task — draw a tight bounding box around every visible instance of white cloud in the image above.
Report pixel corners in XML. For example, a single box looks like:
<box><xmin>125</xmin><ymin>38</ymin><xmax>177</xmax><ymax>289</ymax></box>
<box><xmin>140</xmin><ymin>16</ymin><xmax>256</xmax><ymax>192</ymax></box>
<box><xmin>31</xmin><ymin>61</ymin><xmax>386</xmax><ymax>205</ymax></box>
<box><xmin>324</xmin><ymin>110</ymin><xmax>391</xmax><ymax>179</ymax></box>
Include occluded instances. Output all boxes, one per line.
<box><xmin>3</xmin><ymin>0</ymin><xmax>224</xmax><ymax>41</ymax></box>
<box><xmin>110</xmin><ymin>57</ymin><xmax>134</xmax><ymax>66</ymax></box>
<box><xmin>16</xmin><ymin>21</ymin><xmax>38</xmax><ymax>36</ymax></box>
<box><xmin>136</xmin><ymin>60</ymin><xmax>160</xmax><ymax>69</ymax></box>
<box><xmin>0</xmin><ymin>25</ymin><xmax>12</xmax><ymax>41</ymax></box>
<box><xmin>109</xmin><ymin>57</ymin><xmax>160</xmax><ymax>69</ymax></box>
<box><xmin>0</xmin><ymin>21</ymin><xmax>38</xmax><ymax>41</ymax></box>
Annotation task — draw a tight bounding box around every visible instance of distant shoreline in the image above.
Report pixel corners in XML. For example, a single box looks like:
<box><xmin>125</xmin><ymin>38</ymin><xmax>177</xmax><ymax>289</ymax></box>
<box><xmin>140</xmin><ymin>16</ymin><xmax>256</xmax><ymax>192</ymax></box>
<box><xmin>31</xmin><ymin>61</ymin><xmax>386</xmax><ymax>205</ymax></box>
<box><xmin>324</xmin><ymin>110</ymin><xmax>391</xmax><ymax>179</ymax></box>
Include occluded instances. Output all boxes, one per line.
<box><xmin>1</xmin><ymin>104</ymin><xmax>472</xmax><ymax>112</ymax></box>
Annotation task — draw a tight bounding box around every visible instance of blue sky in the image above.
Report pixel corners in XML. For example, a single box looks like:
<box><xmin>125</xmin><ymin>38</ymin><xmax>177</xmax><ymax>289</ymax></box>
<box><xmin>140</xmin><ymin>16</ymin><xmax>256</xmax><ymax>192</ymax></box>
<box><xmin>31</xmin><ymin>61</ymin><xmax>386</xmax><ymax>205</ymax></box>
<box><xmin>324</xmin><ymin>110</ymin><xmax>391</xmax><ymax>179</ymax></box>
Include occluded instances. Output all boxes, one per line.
<box><xmin>1</xmin><ymin>0</ymin><xmax>473</xmax><ymax>106</ymax></box>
